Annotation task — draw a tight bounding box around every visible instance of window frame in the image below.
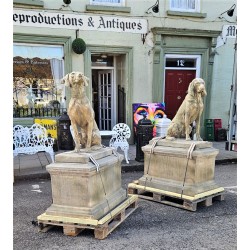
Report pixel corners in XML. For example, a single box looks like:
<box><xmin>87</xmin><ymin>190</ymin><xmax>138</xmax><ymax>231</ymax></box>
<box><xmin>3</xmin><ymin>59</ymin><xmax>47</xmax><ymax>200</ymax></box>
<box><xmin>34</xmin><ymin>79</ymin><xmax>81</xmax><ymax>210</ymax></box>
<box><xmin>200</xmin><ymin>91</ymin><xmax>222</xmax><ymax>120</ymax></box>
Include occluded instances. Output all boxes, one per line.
<box><xmin>169</xmin><ymin>0</ymin><xmax>200</xmax><ymax>13</ymax></box>
<box><xmin>13</xmin><ymin>0</ymin><xmax>44</xmax><ymax>7</ymax></box>
<box><xmin>89</xmin><ymin>0</ymin><xmax>125</xmax><ymax>7</ymax></box>
<box><xmin>164</xmin><ymin>54</ymin><xmax>201</xmax><ymax>76</ymax></box>
<box><xmin>13</xmin><ymin>43</ymin><xmax>65</xmax><ymax>106</ymax></box>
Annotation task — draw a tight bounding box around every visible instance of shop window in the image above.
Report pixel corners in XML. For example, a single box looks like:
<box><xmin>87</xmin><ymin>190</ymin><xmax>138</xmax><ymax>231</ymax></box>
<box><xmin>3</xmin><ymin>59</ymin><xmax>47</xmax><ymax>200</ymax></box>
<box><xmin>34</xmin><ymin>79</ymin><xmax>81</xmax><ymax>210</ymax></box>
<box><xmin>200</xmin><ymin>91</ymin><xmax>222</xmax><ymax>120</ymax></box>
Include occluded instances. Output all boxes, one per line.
<box><xmin>13</xmin><ymin>44</ymin><xmax>65</xmax><ymax>109</ymax></box>
<box><xmin>170</xmin><ymin>0</ymin><xmax>200</xmax><ymax>12</ymax></box>
<box><xmin>89</xmin><ymin>0</ymin><xmax>125</xmax><ymax>6</ymax></box>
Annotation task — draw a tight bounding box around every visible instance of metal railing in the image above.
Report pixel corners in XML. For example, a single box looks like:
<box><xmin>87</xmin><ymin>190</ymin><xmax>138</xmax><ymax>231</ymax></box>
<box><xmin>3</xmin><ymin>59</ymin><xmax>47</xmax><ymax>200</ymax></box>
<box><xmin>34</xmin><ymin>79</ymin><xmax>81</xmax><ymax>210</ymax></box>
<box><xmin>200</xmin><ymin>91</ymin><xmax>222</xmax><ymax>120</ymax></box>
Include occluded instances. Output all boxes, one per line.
<box><xmin>13</xmin><ymin>107</ymin><xmax>67</xmax><ymax>118</ymax></box>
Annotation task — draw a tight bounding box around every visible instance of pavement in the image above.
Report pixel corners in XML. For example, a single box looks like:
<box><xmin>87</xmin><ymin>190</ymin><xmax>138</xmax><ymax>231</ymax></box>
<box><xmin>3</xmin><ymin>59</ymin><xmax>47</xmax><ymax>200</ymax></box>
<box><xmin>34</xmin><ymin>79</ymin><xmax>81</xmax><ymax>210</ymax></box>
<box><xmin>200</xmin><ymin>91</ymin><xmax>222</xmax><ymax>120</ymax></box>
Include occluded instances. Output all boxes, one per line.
<box><xmin>13</xmin><ymin>140</ymin><xmax>237</xmax><ymax>181</ymax></box>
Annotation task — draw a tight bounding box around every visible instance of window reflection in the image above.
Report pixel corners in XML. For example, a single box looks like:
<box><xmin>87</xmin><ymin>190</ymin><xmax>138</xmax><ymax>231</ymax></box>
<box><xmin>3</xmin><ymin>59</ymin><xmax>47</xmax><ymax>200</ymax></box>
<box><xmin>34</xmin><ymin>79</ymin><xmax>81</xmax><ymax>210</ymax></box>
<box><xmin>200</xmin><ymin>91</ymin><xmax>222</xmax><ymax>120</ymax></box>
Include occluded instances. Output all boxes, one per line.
<box><xmin>13</xmin><ymin>44</ymin><xmax>65</xmax><ymax>109</ymax></box>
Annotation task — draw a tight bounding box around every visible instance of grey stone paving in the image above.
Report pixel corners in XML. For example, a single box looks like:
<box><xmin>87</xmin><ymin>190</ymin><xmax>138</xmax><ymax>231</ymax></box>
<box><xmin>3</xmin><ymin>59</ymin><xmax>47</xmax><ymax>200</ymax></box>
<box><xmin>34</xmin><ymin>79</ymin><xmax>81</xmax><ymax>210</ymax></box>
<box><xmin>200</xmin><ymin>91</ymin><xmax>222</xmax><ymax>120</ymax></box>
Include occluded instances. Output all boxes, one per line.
<box><xmin>13</xmin><ymin>140</ymin><xmax>237</xmax><ymax>180</ymax></box>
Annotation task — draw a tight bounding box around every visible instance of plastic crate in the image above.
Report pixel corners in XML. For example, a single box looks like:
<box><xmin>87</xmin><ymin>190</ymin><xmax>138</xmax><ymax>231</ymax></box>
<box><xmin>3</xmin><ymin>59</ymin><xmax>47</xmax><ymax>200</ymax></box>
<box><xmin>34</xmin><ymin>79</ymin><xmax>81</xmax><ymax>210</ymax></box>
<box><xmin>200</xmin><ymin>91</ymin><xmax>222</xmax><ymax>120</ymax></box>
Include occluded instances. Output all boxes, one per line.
<box><xmin>204</xmin><ymin>119</ymin><xmax>214</xmax><ymax>141</ymax></box>
<box><xmin>215</xmin><ymin>128</ymin><xmax>227</xmax><ymax>141</ymax></box>
<box><xmin>205</xmin><ymin>126</ymin><xmax>214</xmax><ymax>141</ymax></box>
<box><xmin>206</xmin><ymin>124</ymin><xmax>214</xmax><ymax>128</ymax></box>
<box><xmin>205</xmin><ymin>119</ymin><xmax>214</xmax><ymax>125</ymax></box>
<box><xmin>214</xmin><ymin>119</ymin><xmax>222</xmax><ymax>126</ymax></box>
<box><xmin>214</xmin><ymin>119</ymin><xmax>222</xmax><ymax>139</ymax></box>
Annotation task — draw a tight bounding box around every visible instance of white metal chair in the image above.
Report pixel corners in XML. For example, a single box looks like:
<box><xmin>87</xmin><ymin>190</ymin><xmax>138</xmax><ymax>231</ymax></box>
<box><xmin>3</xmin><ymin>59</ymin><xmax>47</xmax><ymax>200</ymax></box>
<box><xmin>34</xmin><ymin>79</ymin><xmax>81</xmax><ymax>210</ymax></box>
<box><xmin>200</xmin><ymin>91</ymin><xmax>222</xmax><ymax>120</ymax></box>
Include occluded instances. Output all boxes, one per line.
<box><xmin>109</xmin><ymin>123</ymin><xmax>131</xmax><ymax>164</ymax></box>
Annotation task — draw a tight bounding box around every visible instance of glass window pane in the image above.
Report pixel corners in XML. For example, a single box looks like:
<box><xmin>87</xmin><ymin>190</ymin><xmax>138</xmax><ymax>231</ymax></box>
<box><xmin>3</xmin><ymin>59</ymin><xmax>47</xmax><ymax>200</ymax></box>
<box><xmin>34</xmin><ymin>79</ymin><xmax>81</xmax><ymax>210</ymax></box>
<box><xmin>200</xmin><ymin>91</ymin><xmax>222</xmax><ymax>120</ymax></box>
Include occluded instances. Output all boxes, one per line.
<box><xmin>13</xmin><ymin>44</ymin><xmax>63</xmax><ymax>59</ymax></box>
<box><xmin>170</xmin><ymin>0</ymin><xmax>198</xmax><ymax>12</ymax></box>
<box><xmin>90</xmin><ymin>0</ymin><xmax>124</xmax><ymax>6</ymax></box>
<box><xmin>13</xmin><ymin>44</ymin><xmax>64</xmax><ymax>108</ymax></box>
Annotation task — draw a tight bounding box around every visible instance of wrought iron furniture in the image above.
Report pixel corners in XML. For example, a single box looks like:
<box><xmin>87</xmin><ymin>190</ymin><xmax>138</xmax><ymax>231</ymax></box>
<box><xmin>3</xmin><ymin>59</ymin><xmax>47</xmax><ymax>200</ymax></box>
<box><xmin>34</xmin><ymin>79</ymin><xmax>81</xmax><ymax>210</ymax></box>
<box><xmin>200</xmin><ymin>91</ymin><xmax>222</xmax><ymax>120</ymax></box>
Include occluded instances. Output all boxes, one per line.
<box><xmin>70</xmin><ymin>126</ymin><xmax>118</xmax><ymax>146</ymax></box>
<box><xmin>109</xmin><ymin>123</ymin><xmax>131</xmax><ymax>164</ymax></box>
<box><xmin>13</xmin><ymin>124</ymin><xmax>55</xmax><ymax>171</ymax></box>
<box><xmin>69</xmin><ymin>123</ymin><xmax>130</xmax><ymax>163</ymax></box>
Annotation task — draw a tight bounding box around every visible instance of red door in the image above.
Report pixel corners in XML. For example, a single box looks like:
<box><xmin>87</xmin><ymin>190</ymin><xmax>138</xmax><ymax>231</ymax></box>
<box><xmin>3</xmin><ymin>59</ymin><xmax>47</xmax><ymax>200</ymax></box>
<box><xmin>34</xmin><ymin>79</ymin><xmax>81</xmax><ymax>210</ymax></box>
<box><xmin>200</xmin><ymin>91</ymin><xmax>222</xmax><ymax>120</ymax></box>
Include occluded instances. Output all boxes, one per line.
<box><xmin>164</xmin><ymin>70</ymin><xmax>196</xmax><ymax>120</ymax></box>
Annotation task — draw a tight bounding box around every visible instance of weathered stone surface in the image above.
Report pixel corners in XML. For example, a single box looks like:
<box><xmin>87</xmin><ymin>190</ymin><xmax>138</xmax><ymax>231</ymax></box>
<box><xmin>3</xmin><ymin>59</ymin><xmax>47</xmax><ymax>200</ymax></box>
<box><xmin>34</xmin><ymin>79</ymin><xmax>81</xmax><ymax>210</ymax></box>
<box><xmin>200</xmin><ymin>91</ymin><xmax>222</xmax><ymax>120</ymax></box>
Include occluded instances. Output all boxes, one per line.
<box><xmin>139</xmin><ymin>138</ymin><xmax>222</xmax><ymax>197</ymax></box>
<box><xmin>55</xmin><ymin>147</ymin><xmax>113</xmax><ymax>164</ymax></box>
<box><xmin>149</xmin><ymin>139</ymin><xmax>213</xmax><ymax>149</ymax></box>
<box><xmin>45</xmin><ymin>148</ymin><xmax>127</xmax><ymax>220</ymax></box>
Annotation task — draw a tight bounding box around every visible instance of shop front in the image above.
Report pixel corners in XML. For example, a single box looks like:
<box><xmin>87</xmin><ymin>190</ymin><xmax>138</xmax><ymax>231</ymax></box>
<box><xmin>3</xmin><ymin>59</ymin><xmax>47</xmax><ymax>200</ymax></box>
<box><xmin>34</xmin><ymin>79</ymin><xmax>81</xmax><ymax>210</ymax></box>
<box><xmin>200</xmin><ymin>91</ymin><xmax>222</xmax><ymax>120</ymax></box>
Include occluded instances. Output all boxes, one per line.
<box><xmin>13</xmin><ymin>7</ymin><xmax>147</xmax><ymax>142</ymax></box>
<box><xmin>13</xmin><ymin>1</ymin><xmax>236</xmax><ymax>142</ymax></box>
<box><xmin>150</xmin><ymin>27</ymin><xmax>221</xmax><ymax>135</ymax></box>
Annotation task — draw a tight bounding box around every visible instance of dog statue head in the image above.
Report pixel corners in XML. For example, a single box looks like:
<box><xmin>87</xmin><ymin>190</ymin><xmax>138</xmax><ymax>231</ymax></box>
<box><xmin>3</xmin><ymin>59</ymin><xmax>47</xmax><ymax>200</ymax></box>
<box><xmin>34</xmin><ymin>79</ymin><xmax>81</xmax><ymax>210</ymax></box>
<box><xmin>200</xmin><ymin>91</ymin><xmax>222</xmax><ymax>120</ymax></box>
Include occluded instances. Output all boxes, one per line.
<box><xmin>188</xmin><ymin>78</ymin><xmax>207</xmax><ymax>97</ymax></box>
<box><xmin>61</xmin><ymin>71</ymin><xmax>89</xmax><ymax>88</ymax></box>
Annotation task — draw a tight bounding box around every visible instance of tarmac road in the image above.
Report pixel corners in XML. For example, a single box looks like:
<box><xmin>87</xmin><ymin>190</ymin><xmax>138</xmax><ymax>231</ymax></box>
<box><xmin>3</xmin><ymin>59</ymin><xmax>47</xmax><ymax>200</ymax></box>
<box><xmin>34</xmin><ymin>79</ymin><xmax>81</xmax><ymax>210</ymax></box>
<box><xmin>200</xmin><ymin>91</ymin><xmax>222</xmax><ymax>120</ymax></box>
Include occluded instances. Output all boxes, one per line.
<box><xmin>13</xmin><ymin>163</ymin><xmax>237</xmax><ymax>250</ymax></box>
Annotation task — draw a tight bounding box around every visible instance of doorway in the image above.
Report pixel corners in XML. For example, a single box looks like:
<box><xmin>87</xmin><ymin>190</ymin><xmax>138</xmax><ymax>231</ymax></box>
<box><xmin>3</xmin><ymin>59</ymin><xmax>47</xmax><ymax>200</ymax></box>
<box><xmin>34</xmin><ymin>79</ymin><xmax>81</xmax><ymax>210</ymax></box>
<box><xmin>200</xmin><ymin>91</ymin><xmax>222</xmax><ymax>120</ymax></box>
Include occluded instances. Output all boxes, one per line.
<box><xmin>91</xmin><ymin>54</ymin><xmax>127</xmax><ymax>131</ymax></box>
<box><xmin>92</xmin><ymin>68</ymin><xmax>115</xmax><ymax>130</ymax></box>
<box><xmin>164</xmin><ymin>54</ymin><xmax>201</xmax><ymax>119</ymax></box>
<box><xmin>98</xmin><ymin>70</ymin><xmax>114</xmax><ymax>130</ymax></box>
<box><xmin>91</xmin><ymin>54</ymin><xmax>127</xmax><ymax>130</ymax></box>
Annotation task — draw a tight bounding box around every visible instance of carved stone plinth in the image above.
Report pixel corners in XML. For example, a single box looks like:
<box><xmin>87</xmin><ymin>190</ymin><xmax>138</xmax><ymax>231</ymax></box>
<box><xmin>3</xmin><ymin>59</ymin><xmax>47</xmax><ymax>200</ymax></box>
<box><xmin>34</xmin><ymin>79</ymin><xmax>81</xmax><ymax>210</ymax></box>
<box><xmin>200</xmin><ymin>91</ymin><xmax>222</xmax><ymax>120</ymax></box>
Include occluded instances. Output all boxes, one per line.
<box><xmin>139</xmin><ymin>139</ymin><xmax>223</xmax><ymax>198</ymax></box>
<box><xmin>44</xmin><ymin>147</ymin><xmax>127</xmax><ymax>220</ymax></box>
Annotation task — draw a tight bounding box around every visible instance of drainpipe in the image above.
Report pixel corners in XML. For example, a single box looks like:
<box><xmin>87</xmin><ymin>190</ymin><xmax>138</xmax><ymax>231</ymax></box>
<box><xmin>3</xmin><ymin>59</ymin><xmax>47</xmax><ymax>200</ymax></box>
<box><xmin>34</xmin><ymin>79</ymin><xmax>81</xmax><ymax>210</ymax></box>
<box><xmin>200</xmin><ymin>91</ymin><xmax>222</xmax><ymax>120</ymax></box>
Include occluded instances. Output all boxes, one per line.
<box><xmin>228</xmin><ymin>36</ymin><xmax>237</xmax><ymax>150</ymax></box>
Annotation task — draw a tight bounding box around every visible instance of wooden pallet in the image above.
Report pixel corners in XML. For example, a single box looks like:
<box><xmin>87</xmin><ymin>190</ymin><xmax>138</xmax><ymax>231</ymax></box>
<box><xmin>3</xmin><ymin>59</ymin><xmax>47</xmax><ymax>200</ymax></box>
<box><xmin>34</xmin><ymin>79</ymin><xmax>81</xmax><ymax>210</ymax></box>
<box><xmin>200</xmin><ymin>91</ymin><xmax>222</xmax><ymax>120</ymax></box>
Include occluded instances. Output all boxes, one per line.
<box><xmin>37</xmin><ymin>194</ymin><xmax>138</xmax><ymax>240</ymax></box>
<box><xmin>128</xmin><ymin>181</ymin><xmax>224</xmax><ymax>212</ymax></box>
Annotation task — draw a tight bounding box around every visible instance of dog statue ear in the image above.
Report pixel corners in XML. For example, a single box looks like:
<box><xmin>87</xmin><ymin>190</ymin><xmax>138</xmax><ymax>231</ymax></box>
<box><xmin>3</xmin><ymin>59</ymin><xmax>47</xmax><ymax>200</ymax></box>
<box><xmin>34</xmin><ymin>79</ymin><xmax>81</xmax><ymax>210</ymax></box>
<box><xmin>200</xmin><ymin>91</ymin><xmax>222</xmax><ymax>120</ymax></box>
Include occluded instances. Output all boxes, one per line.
<box><xmin>83</xmin><ymin>76</ymin><xmax>89</xmax><ymax>87</ymax></box>
<box><xmin>61</xmin><ymin>73</ymin><xmax>71</xmax><ymax>87</ymax></box>
<box><xmin>188</xmin><ymin>79</ymin><xmax>196</xmax><ymax>96</ymax></box>
<box><xmin>202</xmin><ymin>83</ymin><xmax>207</xmax><ymax>97</ymax></box>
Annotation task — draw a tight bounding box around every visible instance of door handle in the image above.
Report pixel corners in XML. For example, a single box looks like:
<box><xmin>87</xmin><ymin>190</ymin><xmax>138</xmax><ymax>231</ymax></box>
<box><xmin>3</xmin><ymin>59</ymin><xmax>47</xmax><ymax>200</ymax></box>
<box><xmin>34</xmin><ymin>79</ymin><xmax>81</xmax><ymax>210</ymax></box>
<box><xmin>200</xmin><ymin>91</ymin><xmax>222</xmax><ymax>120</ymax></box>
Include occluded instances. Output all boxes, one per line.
<box><xmin>177</xmin><ymin>96</ymin><xmax>181</xmax><ymax>100</ymax></box>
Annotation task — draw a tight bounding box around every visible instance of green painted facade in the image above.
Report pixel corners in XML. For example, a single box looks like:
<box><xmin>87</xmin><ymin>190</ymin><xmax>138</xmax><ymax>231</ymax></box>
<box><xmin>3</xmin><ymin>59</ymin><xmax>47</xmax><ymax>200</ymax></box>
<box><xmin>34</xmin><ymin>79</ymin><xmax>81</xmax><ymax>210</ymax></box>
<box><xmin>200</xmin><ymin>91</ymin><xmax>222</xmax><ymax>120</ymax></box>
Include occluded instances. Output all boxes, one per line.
<box><xmin>13</xmin><ymin>0</ymin><xmax>237</xmax><ymax>141</ymax></box>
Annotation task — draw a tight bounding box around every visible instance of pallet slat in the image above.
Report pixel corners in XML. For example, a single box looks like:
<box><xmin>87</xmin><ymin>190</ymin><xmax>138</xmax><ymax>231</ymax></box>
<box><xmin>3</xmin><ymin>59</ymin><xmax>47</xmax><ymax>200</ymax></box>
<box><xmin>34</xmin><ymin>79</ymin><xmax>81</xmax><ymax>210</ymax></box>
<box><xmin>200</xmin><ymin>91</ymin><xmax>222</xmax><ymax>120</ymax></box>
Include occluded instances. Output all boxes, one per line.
<box><xmin>37</xmin><ymin>194</ymin><xmax>138</xmax><ymax>240</ymax></box>
<box><xmin>128</xmin><ymin>182</ymin><xmax>224</xmax><ymax>212</ymax></box>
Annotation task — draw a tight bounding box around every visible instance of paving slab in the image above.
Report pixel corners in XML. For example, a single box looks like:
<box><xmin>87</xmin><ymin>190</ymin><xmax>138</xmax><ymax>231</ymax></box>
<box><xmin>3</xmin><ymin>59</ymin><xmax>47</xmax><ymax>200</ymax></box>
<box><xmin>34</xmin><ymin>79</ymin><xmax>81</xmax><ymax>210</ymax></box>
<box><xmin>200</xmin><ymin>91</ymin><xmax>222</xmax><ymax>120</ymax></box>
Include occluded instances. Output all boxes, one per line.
<box><xmin>13</xmin><ymin>141</ymin><xmax>237</xmax><ymax>180</ymax></box>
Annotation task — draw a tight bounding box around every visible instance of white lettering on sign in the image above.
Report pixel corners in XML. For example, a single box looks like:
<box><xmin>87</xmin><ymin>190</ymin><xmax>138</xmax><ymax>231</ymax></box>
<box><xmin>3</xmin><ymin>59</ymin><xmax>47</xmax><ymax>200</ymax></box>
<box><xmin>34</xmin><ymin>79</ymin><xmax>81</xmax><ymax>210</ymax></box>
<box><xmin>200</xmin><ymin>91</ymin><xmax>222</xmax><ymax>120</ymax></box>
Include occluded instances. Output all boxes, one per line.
<box><xmin>13</xmin><ymin>9</ymin><xmax>147</xmax><ymax>34</ymax></box>
<box><xmin>13</xmin><ymin>59</ymin><xmax>49</xmax><ymax>65</ymax></box>
<box><xmin>177</xmin><ymin>60</ymin><xmax>185</xmax><ymax>67</ymax></box>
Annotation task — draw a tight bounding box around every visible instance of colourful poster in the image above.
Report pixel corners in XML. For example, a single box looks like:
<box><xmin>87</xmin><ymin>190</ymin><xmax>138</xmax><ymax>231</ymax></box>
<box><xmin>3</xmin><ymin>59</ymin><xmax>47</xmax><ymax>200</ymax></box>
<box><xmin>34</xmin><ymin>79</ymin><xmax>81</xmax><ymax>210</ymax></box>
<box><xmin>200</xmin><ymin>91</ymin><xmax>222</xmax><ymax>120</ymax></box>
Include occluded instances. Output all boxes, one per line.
<box><xmin>132</xmin><ymin>103</ymin><xmax>166</xmax><ymax>137</ymax></box>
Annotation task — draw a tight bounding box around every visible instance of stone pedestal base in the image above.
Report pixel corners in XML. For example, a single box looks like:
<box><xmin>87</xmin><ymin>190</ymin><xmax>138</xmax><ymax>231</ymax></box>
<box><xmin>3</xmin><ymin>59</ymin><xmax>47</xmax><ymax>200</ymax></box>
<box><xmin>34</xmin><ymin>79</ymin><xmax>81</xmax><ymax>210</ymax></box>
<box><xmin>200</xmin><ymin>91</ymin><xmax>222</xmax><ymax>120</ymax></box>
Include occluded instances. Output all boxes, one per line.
<box><xmin>138</xmin><ymin>139</ymin><xmax>223</xmax><ymax>198</ymax></box>
<box><xmin>44</xmin><ymin>147</ymin><xmax>127</xmax><ymax>220</ymax></box>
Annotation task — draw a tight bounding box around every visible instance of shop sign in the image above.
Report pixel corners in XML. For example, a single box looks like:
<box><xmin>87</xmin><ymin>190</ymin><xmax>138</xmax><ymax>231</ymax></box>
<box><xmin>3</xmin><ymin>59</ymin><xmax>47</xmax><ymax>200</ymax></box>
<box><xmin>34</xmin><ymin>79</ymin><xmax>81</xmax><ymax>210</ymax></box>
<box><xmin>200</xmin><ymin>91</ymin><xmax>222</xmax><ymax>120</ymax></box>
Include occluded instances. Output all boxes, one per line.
<box><xmin>34</xmin><ymin>118</ymin><xmax>58</xmax><ymax>139</ymax></box>
<box><xmin>13</xmin><ymin>9</ymin><xmax>147</xmax><ymax>34</ymax></box>
<box><xmin>222</xmin><ymin>25</ymin><xmax>237</xmax><ymax>39</ymax></box>
<box><xmin>165</xmin><ymin>58</ymin><xmax>196</xmax><ymax>68</ymax></box>
<box><xmin>216</xmin><ymin>24</ymin><xmax>237</xmax><ymax>48</ymax></box>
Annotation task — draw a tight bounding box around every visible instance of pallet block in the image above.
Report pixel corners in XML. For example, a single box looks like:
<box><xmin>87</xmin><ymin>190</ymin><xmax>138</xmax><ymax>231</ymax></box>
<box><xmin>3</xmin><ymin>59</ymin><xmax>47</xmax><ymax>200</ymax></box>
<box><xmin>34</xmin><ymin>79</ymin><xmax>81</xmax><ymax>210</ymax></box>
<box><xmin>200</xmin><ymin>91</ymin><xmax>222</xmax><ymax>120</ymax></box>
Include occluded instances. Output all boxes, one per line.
<box><xmin>37</xmin><ymin>194</ymin><xmax>138</xmax><ymax>239</ymax></box>
<box><xmin>128</xmin><ymin>181</ymin><xmax>224</xmax><ymax>212</ymax></box>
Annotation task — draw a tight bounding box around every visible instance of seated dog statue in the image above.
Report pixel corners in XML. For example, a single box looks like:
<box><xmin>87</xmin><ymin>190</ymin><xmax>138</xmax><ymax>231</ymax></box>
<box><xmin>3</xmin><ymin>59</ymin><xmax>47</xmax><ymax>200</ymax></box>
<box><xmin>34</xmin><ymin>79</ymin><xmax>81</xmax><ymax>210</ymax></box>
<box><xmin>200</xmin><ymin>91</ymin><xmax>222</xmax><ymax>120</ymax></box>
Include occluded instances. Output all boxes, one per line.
<box><xmin>61</xmin><ymin>71</ymin><xmax>102</xmax><ymax>152</ymax></box>
<box><xmin>166</xmin><ymin>78</ymin><xmax>207</xmax><ymax>141</ymax></box>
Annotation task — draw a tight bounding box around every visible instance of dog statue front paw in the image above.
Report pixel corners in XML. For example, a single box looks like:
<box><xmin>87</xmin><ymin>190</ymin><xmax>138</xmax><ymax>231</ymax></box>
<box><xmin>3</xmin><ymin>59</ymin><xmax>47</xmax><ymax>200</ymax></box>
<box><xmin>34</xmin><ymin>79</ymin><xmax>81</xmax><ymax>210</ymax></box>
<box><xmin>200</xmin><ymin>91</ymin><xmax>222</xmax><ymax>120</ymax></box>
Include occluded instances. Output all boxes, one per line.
<box><xmin>165</xmin><ymin>136</ymin><xmax>176</xmax><ymax>141</ymax></box>
<box><xmin>91</xmin><ymin>145</ymin><xmax>102</xmax><ymax>151</ymax></box>
<box><xmin>74</xmin><ymin>148</ymin><xmax>81</xmax><ymax>153</ymax></box>
<box><xmin>81</xmin><ymin>147</ymin><xmax>92</xmax><ymax>152</ymax></box>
